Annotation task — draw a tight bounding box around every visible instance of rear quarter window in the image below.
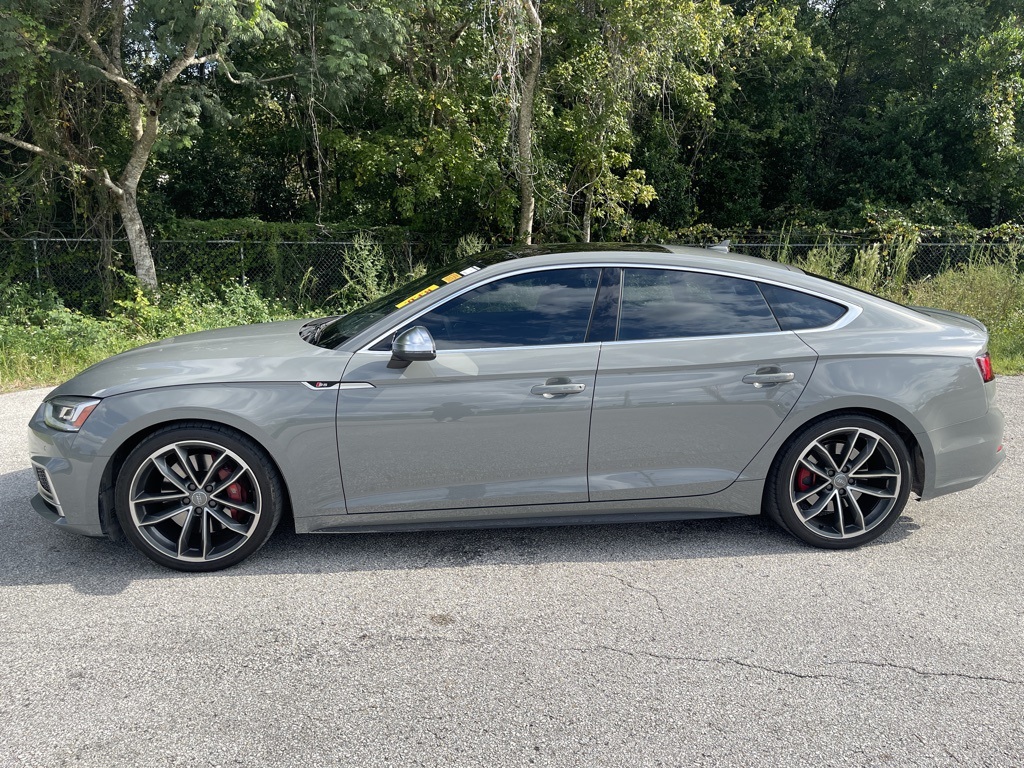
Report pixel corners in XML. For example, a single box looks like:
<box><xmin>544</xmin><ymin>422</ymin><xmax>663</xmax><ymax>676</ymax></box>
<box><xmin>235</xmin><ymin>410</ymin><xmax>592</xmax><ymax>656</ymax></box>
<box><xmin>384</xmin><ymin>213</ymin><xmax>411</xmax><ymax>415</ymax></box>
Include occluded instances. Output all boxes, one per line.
<box><xmin>759</xmin><ymin>283</ymin><xmax>847</xmax><ymax>331</ymax></box>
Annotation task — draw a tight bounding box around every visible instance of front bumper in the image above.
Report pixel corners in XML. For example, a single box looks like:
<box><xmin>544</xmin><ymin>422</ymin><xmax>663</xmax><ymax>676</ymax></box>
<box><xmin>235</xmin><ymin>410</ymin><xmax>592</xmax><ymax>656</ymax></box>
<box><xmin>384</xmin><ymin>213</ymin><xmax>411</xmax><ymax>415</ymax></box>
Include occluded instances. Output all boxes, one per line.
<box><xmin>920</xmin><ymin>405</ymin><xmax>1005</xmax><ymax>500</ymax></box>
<box><xmin>27</xmin><ymin>404</ymin><xmax>107</xmax><ymax>537</ymax></box>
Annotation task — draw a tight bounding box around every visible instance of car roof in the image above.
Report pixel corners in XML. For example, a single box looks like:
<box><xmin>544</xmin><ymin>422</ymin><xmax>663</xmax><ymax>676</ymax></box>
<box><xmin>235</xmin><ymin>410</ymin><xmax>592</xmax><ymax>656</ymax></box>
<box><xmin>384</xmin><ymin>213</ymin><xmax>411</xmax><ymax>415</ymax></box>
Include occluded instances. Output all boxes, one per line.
<box><xmin>472</xmin><ymin>243</ymin><xmax>804</xmax><ymax>281</ymax></box>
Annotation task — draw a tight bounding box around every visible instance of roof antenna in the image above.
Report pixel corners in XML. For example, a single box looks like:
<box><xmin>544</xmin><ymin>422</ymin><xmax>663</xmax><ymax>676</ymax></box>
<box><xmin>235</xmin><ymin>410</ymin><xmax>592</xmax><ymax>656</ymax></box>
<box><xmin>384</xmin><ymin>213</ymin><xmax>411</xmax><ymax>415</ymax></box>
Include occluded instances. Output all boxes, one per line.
<box><xmin>709</xmin><ymin>239</ymin><xmax>731</xmax><ymax>253</ymax></box>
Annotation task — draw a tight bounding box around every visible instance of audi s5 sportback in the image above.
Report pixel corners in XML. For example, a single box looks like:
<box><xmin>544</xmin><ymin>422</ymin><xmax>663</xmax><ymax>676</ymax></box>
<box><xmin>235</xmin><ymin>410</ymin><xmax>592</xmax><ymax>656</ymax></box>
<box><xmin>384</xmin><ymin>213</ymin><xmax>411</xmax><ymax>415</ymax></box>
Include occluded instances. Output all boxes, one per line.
<box><xmin>28</xmin><ymin>244</ymin><xmax>1004</xmax><ymax>571</ymax></box>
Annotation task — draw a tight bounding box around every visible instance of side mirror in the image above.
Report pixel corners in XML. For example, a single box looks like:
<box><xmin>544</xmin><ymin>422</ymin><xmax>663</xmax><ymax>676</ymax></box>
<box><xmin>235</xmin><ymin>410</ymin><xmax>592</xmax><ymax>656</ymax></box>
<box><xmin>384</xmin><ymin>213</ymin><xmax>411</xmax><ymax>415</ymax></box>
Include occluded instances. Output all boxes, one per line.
<box><xmin>388</xmin><ymin>326</ymin><xmax>436</xmax><ymax>369</ymax></box>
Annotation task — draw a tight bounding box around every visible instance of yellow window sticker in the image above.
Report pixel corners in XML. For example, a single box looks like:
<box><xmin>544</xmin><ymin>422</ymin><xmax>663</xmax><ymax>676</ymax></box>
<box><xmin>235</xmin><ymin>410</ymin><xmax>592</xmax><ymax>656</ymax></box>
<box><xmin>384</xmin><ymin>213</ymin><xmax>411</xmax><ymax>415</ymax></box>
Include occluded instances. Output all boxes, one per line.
<box><xmin>441</xmin><ymin>272</ymin><xmax>462</xmax><ymax>284</ymax></box>
<box><xmin>396</xmin><ymin>284</ymin><xmax>440</xmax><ymax>308</ymax></box>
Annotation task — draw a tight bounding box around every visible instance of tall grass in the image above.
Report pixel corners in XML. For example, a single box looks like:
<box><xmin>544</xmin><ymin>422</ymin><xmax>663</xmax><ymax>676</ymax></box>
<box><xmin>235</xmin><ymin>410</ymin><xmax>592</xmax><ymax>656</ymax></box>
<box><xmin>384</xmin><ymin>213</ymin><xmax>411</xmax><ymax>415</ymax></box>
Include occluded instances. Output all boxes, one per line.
<box><xmin>903</xmin><ymin>248</ymin><xmax>1024</xmax><ymax>374</ymax></box>
<box><xmin>1</xmin><ymin>233</ymin><xmax>428</xmax><ymax>392</ymax></box>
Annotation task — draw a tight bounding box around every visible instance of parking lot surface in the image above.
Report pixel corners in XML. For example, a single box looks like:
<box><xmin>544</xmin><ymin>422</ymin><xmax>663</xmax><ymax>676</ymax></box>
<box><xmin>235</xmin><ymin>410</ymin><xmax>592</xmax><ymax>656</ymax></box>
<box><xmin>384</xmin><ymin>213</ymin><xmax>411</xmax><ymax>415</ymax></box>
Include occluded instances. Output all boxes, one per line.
<box><xmin>1</xmin><ymin>381</ymin><xmax>1022</xmax><ymax>767</ymax></box>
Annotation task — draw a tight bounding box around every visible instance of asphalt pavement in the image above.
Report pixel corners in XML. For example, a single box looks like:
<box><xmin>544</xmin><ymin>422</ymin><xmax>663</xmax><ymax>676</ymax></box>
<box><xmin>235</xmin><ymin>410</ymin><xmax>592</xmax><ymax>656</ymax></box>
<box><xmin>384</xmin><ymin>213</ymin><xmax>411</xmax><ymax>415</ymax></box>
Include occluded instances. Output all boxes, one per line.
<box><xmin>1</xmin><ymin>382</ymin><xmax>1022</xmax><ymax>767</ymax></box>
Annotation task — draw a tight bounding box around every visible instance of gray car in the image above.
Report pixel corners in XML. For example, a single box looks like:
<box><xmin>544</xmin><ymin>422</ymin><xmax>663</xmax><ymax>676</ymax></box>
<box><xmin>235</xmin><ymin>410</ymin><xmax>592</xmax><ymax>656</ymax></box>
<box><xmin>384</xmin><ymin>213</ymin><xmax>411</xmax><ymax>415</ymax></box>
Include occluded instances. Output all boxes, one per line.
<box><xmin>27</xmin><ymin>244</ymin><xmax>1005</xmax><ymax>571</ymax></box>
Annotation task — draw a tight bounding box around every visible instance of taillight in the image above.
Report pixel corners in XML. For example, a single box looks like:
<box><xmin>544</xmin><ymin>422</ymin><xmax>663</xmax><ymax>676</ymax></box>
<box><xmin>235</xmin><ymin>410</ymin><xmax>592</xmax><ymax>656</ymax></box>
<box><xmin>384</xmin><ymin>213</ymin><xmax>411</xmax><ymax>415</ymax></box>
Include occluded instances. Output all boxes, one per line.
<box><xmin>976</xmin><ymin>352</ymin><xmax>995</xmax><ymax>383</ymax></box>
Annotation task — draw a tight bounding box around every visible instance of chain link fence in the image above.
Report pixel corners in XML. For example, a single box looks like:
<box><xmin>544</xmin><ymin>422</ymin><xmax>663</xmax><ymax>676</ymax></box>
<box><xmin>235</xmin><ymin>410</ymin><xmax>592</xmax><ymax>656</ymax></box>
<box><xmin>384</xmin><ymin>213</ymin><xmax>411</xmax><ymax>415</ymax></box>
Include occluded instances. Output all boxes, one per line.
<box><xmin>1</xmin><ymin>238</ymin><xmax>424</xmax><ymax>313</ymax></box>
<box><xmin>2</xmin><ymin>236</ymin><xmax>1018</xmax><ymax>315</ymax></box>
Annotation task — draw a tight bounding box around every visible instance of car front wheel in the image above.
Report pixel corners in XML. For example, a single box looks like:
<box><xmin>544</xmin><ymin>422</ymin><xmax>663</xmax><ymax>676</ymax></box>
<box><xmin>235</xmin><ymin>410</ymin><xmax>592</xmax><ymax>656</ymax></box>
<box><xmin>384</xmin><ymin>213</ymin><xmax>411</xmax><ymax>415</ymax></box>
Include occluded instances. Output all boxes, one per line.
<box><xmin>115</xmin><ymin>424</ymin><xmax>284</xmax><ymax>571</ymax></box>
<box><xmin>765</xmin><ymin>415</ymin><xmax>912</xmax><ymax>549</ymax></box>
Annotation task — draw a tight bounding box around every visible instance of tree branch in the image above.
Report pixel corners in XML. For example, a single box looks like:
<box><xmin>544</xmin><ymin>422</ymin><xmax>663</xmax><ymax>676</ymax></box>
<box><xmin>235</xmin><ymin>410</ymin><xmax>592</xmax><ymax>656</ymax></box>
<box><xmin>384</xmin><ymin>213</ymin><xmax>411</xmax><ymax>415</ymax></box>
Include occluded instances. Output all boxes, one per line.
<box><xmin>110</xmin><ymin>0</ymin><xmax>123</xmax><ymax>70</ymax></box>
<box><xmin>449</xmin><ymin>19</ymin><xmax>472</xmax><ymax>45</ymax></box>
<box><xmin>47</xmin><ymin>44</ymin><xmax>148</xmax><ymax>103</ymax></box>
<box><xmin>0</xmin><ymin>132</ymin><xmax>51</xmax><ymax>158</ymax></box>
<box><xmin>75</xmin><ymin>0</ymin><xmax>115</xmax><ymax>73</ymax></box>
<box><xmin>0</xmin><ymin>131</ymin><xmax>122</xmax><ymax>195</ymax></box>
<box><xmin>155</xmin><ymin>11</ymin><xmax>207</xmax><ymax>95</ymax></box>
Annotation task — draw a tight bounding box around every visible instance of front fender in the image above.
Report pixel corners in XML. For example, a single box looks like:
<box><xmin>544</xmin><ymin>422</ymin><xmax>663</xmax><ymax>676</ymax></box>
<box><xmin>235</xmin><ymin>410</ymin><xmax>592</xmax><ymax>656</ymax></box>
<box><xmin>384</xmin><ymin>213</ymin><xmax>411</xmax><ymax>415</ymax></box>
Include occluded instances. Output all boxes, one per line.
<box><xmin>75</xmin><ymin>383</ymin><xmax>347</xmax><ymax>526</ymax></box>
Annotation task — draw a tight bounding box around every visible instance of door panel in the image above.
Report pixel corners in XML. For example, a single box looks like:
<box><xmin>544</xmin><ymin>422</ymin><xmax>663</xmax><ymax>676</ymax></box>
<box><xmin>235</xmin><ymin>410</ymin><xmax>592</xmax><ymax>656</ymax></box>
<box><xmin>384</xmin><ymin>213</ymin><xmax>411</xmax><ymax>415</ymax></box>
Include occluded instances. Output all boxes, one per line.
<box><xmin>339</xmin><ymin>346</ymin><xmax>599</xmax><ymax>514</ymax></box>
<box><xmin>588</xmin><ymin>333</ymin><xmax>817</xmax><ymax>500</ymax></box>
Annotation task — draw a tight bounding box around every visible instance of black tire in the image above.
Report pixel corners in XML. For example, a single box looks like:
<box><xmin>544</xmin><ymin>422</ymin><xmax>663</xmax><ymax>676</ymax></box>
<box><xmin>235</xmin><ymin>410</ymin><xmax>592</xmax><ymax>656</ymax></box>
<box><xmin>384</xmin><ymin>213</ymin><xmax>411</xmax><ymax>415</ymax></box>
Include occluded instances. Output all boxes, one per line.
<box><xmin>114</xmin><ymin>423</ymin><xmax>284</xmax><ymax>571</ymax></box>
<box><xmin>764</xmin><ymin>415</ymin><xmax>912</xmax><ymax>549</ymax></box>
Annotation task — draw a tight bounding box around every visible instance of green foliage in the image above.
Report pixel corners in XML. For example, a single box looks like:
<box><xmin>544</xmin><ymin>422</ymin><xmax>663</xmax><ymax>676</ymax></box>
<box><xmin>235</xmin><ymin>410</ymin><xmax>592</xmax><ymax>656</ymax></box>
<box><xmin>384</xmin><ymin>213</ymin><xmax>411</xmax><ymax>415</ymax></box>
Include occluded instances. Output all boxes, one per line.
<box><xmin>771</xmin><ymin>239</ymin><xmax>1024</xmax><ymax>374</ymax></box>
<box><xmin>0</xmin><ymin>277</ymin><xmax>297</xmax><ymax>391</ymax></box>
<box><xmin>454</xmin><ymin>234</ymin><xmax>486</xmax><ymax>260</ymax></box>
<box><xmin>337</xmin><ymin>233</ymin><xmax>394</xmax><ymax>308</ymax></box>
<box><xmin>3</xmin><ymin>0</ymin><xmax>1024</xmax><ymax>247</ymax></box>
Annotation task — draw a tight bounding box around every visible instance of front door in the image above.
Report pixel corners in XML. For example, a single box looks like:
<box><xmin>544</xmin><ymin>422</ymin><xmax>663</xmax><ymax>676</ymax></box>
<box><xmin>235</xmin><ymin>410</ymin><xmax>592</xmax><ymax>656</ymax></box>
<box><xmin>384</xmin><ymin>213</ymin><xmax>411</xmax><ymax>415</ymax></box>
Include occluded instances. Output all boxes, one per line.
<box><xmin>337</xmin><ymin>267</ymin><xmax>604</xmax><ymax>514</ymax></box>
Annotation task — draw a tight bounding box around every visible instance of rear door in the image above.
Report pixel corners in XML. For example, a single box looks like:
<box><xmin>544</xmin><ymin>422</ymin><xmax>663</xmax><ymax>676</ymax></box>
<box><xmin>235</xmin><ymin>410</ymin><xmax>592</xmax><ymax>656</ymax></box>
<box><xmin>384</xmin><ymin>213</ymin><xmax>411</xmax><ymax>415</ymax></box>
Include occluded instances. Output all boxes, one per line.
<box><xmin>588</xmin><ymin>267</ymin><xmax>819</xmax><ymax>501</ymax></box>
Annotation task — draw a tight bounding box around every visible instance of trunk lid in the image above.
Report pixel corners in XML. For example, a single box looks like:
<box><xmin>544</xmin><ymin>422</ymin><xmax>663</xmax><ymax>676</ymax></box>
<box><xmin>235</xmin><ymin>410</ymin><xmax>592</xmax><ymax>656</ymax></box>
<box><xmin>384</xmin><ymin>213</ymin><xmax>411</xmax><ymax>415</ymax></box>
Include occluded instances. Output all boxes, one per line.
<box><xmin>909</xmin><ymin>306</ymin><xmax>988</xmax><ymax>334</ymax></box>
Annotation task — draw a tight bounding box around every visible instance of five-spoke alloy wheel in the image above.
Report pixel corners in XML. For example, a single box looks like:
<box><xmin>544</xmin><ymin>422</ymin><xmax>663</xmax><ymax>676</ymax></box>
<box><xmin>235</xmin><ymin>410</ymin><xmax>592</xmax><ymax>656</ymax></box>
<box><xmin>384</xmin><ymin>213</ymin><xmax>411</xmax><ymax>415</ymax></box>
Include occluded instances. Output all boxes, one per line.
<box><xmin>115</xmin><ymin>425</ymin><xmax>283</xmax><ymax>571</ymax></box>
<box><xmin>766</xmin><ymin>415</ymin><xmax>912</xmax><ymax>549</ymax></box>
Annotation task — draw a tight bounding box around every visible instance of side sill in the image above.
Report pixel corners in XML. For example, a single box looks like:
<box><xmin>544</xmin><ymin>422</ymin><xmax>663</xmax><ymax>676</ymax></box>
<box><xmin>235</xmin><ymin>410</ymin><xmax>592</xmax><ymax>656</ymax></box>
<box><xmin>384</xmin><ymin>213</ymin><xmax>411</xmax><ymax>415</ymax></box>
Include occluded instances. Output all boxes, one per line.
<box><xmin>310</xmin><ymin>509</ymin><xmax>747</xmax><ymax>535</ymax></box>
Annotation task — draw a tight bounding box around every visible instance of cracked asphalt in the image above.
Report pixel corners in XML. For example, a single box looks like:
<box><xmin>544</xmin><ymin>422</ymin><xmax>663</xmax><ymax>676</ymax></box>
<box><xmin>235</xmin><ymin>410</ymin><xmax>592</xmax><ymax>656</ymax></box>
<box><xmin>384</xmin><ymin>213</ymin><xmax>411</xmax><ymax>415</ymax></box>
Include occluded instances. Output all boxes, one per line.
<box><xmin>1</xmin><ymin>380</ymin><xmax>1022</xmax><ymax>767</ymax></box>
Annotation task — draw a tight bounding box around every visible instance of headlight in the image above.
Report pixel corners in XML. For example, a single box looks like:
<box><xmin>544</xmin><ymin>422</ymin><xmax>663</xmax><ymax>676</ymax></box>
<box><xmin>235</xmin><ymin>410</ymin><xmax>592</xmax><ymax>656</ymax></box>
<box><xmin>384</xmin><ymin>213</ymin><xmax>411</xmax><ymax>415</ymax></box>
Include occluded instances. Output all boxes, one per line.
<box><xmin>44</xmin><ymin>396</ymin><xmax>101</xmax><ymax>432</ymax></box>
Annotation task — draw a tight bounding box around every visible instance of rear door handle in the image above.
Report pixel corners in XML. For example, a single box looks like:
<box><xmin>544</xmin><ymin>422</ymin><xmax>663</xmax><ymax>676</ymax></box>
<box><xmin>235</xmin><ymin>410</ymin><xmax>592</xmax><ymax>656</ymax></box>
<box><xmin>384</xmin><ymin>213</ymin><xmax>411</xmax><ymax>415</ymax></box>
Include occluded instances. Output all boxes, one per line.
<box><xmin>531</xmin><ymin>383</ymin><xmax>587</xmax><ymax>398</ymax></box>
<box><xmin>742</xmin><ymin>371</ymin><xmax>795</xmax><ymax>387</ymax></box>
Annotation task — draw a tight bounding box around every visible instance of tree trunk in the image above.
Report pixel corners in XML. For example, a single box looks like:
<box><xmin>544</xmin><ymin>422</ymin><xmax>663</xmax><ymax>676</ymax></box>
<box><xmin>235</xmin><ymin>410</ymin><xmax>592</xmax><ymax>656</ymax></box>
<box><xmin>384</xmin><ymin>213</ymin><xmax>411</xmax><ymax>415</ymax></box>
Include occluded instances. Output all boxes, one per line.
<box><xmin>116</xmin><ymin>190</ymin><xmax>160</xmax><ymax>295</ymax></box>
<box><xmin>515</xmin><ymin>1</ymin><xmax>542</xmax><ymax>244</ymax></box>
<box><xmin>582</xmin><ymin>185</ymin><xmax>594</xmax><ymax>243</ymax></box>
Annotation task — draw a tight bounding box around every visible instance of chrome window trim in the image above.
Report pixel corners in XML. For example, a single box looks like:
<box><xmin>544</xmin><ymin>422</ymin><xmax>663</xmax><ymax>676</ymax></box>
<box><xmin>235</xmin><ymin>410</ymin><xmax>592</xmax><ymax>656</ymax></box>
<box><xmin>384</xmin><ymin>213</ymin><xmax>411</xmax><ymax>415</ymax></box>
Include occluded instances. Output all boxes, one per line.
<box><xmin>357</xmin><ymin>341</ymin><xmax>606</xmax><ymax>357</ymax></box>
<box><xmin>598</xmin><ymin>329</ymin><xmax>798</xmax><ymax>347</ymax></box>
<box><xmin>792</xmin><ymin>304</ymin><xmax>862</xmax><ymax>333</ymax></box>
<box><xmin>356</xmin><ymin>262</ymin><xmax>862</xmax><ymax>354</ymax></box>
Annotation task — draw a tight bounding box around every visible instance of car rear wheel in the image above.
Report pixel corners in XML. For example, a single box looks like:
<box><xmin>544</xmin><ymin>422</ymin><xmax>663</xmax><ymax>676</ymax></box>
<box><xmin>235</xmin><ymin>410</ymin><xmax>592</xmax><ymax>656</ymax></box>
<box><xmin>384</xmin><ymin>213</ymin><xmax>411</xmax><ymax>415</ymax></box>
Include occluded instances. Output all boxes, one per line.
<box><xmin>765</xmin><ymin>415</ymin><xmax>912</xmax><ymax>549</ymax></box>
<box><xmin>115</xmin><ymin>425</ymin><xmax>284</xmax><ymax>571</ymax></box>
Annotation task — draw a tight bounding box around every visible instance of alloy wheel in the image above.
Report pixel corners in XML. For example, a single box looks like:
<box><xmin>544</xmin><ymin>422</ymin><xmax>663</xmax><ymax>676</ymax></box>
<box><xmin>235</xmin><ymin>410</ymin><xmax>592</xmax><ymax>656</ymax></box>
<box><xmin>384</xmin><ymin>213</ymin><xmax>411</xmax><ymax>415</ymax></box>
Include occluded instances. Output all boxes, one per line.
<box><xmin>127</xmin><ymin>440</ymin><xmax>263</xmax><ymax>563</ymax></box>
<box><xmin>788</xmin><ymin>427</ymin><xmax>902</xmax><ymax>540</ymax></box>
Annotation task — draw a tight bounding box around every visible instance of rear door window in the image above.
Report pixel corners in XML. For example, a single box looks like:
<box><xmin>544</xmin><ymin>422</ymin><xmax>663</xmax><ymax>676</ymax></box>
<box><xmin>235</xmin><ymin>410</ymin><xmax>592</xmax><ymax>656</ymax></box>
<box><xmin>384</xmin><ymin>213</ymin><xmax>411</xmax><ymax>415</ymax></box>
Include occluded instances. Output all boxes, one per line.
<box><xmin>617</xmin><ymin>268</ymin><xmax>780</xmax><ymax>340</ymax></box>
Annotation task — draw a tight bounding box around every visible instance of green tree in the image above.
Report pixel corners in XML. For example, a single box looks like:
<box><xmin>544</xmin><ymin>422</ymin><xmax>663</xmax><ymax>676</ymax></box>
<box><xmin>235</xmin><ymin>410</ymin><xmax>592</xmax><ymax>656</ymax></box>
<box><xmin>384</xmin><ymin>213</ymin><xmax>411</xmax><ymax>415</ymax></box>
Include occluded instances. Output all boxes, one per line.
<box><xmin>0</xmin><ymin>0</ymin><xmax>285</xmax><ymax>293</ymax></box>
<box><xmin>798</xmin><ymin>0</ymin><xmax>1024</xmax><ymax>227</ymax></box>
<box><xmin>319</xmin><ymin>2</ymin><xmax>511</xmax><ymax>240</ymax></box>
<box><xmin>545</xmin><ymin>0</ymin><xmax>744</xmax><ymax>240</ymax></box>
<box><xmin>486</xmin><ymin>0</ymin><xmax>543</xmax><ymax>243</ymax></box>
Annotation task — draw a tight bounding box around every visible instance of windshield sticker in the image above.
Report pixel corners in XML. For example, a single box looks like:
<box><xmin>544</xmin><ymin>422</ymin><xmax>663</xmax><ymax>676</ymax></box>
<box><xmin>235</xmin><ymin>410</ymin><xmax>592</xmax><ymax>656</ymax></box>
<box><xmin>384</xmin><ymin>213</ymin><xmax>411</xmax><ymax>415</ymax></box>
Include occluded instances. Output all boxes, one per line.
<box><xmin>441</xmin><ymin>272</ymin><xmax>463</xmax><ymax>284</ymax></box>
<box><xmin>460</xmin><ymin>266</ymin><xmax>481</xmax><ymax>275</ymax></box>
<box><xmin>396</xmin><ymin>284</ymin><xmax>440</xmax><ymax>309</ymax></box>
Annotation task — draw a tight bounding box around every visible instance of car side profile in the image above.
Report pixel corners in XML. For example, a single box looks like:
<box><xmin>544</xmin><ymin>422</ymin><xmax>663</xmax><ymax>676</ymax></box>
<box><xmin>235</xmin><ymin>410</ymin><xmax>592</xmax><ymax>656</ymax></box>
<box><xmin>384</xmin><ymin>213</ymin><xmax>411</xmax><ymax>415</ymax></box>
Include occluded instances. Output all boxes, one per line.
<box><xmin>28</xmin><ymin>244</ymin><xmax>1005</xmax><ymax>571</ymax></box>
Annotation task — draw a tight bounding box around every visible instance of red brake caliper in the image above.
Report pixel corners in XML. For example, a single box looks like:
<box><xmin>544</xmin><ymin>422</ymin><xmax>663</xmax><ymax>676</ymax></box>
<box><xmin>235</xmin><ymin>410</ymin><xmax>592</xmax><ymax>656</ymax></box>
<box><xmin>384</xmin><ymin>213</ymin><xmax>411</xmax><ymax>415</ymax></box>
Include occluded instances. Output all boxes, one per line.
<box><xmin>217</xmin><ymin>467</ymin><xmax>248</xmax><ymax>521</ymax></box>
<box><xmin>795</xmin><ymin>467</ymin><xmax>815</xmax><ymax>493</ymax></box>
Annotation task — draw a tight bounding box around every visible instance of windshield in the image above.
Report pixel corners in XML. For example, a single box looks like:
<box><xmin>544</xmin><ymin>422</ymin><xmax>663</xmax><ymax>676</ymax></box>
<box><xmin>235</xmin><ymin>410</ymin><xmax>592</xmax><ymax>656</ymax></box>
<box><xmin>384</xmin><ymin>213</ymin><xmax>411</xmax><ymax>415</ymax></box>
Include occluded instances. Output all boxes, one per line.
<box><xmin>310</xmin><ymin>250</ymin><xmax>517</xmax><ymax>349</ymax></box>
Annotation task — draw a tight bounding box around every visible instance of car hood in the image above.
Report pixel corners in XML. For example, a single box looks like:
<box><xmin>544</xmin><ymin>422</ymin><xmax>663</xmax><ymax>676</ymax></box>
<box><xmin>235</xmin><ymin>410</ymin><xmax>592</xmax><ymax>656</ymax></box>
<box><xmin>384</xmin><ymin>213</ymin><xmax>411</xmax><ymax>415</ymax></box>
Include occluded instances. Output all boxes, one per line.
<box><xmin>52</xmin><ymin>319</ymin><xmax>352</xmax><ymax>399</ymax></box>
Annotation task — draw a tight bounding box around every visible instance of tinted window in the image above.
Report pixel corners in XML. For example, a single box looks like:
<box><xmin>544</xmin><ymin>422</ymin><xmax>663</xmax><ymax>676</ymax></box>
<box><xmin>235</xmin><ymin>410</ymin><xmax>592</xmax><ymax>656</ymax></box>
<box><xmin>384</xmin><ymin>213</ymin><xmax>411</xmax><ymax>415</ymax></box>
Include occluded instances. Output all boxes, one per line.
<box><xmin>586</xmin><ymin>267</ymin><xmax>621</xmax><ymax>342</ymax></box>
<box><xmin>618</xmin><ymin>269</ymin><xmax>780</xmax><ymax>340</ymax></box>
<box><xmin>388</xmin><ymin>268</ymin><xmax>602</xmax><ymax>349</ymax></box>
<box><xmin>759</xmin><ymin>283</ymin><xmax>847</xmax><ymax>330</ymax></box>
<box><xmin>313</xmin><ymin>251</ymin><xmax>517</xmax><ymax>349</ymax></box>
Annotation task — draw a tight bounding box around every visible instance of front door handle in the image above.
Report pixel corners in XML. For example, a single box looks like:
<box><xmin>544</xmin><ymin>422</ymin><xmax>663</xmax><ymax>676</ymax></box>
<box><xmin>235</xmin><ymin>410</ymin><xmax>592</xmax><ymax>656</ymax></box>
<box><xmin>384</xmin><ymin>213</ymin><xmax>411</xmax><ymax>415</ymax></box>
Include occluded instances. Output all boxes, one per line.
<box><xmin>531</xmin><ymin>383</ymin><xmax>587</xmax><ymax>398</ymax></box>
<box><xmin>742</xmin><ymin>371</ymin><xmax>795</xmax><ymax>387</ymax></box>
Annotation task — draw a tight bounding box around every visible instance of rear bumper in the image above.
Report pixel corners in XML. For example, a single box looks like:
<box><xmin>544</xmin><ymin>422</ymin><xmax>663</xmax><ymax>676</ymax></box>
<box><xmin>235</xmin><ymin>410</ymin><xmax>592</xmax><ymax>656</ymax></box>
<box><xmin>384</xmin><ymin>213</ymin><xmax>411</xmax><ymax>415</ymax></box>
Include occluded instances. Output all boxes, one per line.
<box><xmin>919</xmin><ymin>406</ymin><xmax>1005</xmax><ymax>500</ymax></box>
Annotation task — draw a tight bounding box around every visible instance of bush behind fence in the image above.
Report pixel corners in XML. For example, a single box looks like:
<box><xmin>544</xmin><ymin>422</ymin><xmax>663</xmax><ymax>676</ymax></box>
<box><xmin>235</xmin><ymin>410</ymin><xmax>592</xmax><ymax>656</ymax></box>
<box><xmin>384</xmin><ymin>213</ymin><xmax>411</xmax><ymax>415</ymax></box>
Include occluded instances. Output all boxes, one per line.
<box><xmin>1</xmin><ymin>236</ymin><xmax>1019</xmax><ymax>315</ymax></box>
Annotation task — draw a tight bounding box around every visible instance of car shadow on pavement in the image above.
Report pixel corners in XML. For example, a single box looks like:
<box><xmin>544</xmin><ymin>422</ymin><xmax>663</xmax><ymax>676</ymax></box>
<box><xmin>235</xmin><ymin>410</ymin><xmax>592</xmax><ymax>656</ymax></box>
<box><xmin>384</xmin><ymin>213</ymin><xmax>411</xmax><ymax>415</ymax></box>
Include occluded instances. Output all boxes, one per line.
<box><xmin>0</xmin><ymin>466</ymin><xmax>920</xmax><ymax>594</ymax></box>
